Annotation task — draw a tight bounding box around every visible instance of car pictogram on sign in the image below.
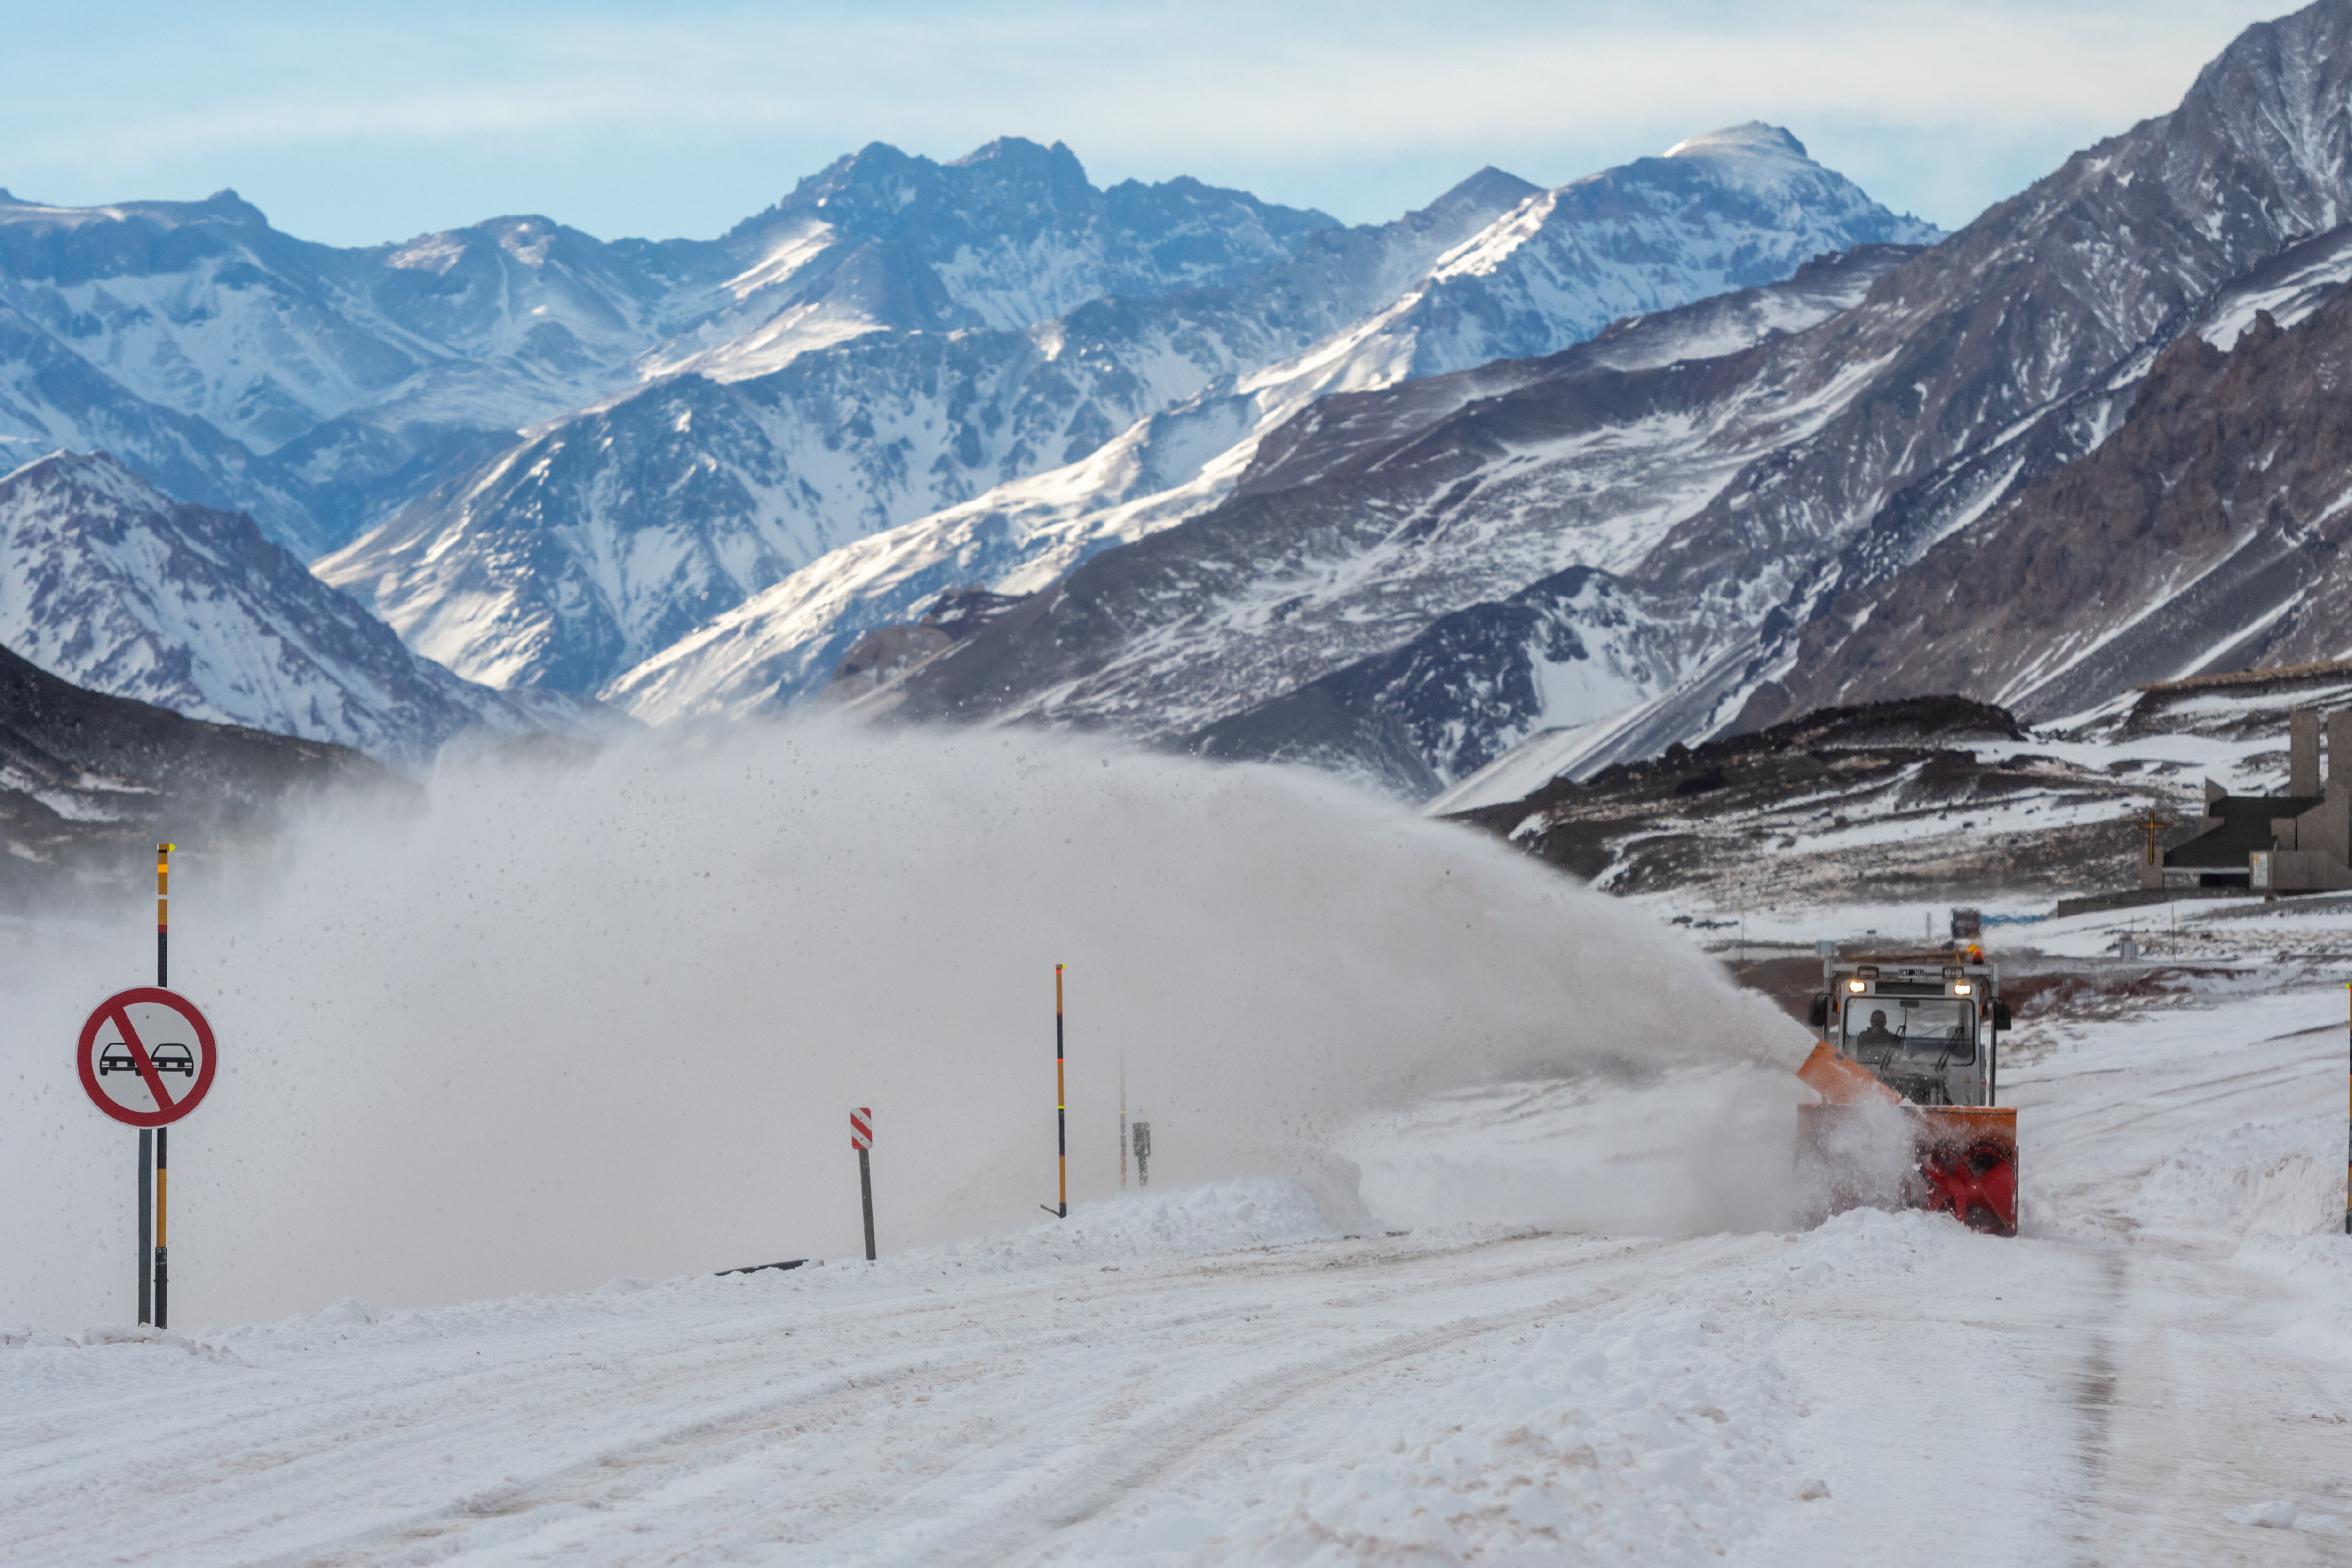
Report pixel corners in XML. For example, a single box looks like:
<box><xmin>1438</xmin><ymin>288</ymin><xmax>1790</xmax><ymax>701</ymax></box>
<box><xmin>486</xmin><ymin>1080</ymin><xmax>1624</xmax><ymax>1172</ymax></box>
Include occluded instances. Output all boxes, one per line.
<box><xmin>99</xmin><ymin>1042</ymin><xmax>191</xmax><ymax>1075</ymax></box>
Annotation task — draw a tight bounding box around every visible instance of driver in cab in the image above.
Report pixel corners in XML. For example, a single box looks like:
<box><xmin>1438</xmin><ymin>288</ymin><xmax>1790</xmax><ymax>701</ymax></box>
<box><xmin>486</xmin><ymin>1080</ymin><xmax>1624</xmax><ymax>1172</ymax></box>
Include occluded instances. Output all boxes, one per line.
<box><xmin>1854</xmin><ymin>1008</ymin><xmax>1901</xmax><ymax>1052</ymax></box>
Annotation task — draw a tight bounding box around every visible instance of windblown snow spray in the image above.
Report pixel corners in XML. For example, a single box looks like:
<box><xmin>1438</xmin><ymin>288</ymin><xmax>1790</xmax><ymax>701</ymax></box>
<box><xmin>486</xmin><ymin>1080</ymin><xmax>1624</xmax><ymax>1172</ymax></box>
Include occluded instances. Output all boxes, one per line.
<box><xmin>0</xmin><ymin>723</ymin><xmax>1804</xmax><ymax>1326</ymax></box>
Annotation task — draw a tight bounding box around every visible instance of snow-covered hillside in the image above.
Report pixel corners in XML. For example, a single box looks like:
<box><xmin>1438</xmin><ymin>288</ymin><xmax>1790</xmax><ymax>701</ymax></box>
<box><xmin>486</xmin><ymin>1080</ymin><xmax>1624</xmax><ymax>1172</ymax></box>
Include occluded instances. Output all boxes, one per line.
<box><xmin>0</xmin><ymin>451</ymin><xmax>570</xmax><ymax>762</ymax></box>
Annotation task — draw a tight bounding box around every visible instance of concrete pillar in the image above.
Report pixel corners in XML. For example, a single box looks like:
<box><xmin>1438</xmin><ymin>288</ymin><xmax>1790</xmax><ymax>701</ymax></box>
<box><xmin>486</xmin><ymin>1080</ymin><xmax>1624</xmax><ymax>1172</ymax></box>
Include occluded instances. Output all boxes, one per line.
<box><xmin>2292</xmin><ymin>708</ymin><xmax>2321</xmax><ymax>796</ymax></box>
<box><xmin>2317</xmin><ymin>712</ymin><xmax>2352</xmax><ymax>876</ymax></box>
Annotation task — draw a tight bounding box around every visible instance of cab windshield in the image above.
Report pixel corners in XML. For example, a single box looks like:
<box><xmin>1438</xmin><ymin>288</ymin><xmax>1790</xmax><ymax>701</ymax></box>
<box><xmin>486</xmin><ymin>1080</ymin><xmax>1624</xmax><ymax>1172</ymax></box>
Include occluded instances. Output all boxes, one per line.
<box><xmin>1842</xmin><ymin>995</ymin><xmax>1976</xmax><ymax>1065</ymax></box>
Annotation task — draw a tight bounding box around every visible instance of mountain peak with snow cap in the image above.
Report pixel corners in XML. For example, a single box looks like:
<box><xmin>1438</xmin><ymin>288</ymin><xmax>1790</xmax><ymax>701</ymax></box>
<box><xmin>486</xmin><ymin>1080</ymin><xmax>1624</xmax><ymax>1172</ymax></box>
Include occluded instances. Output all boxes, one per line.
<box><xmin>1665</xmin><ymin>123</ymin><xmax>1812</xmax><ymax>162</ymax></box>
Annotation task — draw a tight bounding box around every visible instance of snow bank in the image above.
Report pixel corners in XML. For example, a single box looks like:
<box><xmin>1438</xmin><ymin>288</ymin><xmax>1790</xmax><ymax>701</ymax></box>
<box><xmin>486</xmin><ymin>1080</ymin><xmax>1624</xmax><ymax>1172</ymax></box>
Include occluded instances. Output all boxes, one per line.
<box><xmin>2129</xmin><ymin>1116</ymin><xmax>2341</xmax><ymax>1239</ymax></box>
<box><xmin>909</xmin><ymin>1177</ymin><xmax>1341</xmax><ymax>1274</ymax></box>
<box><xmin>0</xmin><ymin>723</ymin><xmax>1804</xmax><ymax>1328</ymax></box>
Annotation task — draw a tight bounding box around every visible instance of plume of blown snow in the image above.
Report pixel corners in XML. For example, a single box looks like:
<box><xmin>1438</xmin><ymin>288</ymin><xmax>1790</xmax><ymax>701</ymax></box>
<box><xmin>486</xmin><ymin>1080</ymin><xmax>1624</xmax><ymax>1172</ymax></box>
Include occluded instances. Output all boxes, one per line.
<box><xmin>0</xmin><ymin>722</ymin><xmax>1807</xmax><ymax>1328</ymax></box>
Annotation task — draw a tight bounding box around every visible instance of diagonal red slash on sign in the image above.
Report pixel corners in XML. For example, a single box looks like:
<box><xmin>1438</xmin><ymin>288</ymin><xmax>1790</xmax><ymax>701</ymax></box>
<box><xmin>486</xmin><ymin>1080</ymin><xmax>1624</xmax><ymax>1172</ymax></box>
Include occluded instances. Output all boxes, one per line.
<box><xmin>107</xmin><ymin>1002</ymin><xmax>180</xmax><ymax>1115</ymax></box>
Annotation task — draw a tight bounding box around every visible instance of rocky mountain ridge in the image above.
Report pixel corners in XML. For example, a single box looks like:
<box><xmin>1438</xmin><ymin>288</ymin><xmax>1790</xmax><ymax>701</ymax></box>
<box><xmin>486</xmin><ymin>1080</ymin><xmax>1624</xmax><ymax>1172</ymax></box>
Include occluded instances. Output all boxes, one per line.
<box><xmin>589</xmin><ymin>131</ymin><xmax>1933</xmax><ymax>719</ymax></box>
<box><xmin>0</xmin><ymin>140</ymin><xmax>1338</xmax><ymax>557</ymax></box>
<box><xmin>1771</xmin><ymin>284</ymin><xmax>2352</xmax><ymax>721</ymax></box>
<box><xmin>0</xmin><ymin>450</ymin><xmax>576</xmax><ymax>762</ymax></box>
<box><xmin>862</xmin><ymin>0</ymin><xmax>2352</xmax><ymax>801</ymax></box>
<box><xmin>0</xmin><ymin>637</ymin><xmax>386</xmax><ymax>907</ymax></box>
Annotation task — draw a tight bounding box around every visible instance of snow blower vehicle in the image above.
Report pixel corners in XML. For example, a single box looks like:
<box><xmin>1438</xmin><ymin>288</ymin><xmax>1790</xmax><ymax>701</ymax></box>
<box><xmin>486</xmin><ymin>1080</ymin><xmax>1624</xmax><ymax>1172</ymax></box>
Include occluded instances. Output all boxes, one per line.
<box><xmin>1796</xmin><ymin>950</ymin><xmax>2018</xmax><ymax>1235</ymax></box>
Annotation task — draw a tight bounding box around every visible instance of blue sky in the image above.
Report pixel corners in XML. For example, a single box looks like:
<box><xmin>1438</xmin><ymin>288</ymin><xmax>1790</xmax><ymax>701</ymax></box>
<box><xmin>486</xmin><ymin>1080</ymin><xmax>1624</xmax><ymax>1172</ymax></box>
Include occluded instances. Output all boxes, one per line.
<box><xmin>4</xmin><ymin>0</ymin><xmax>2298</xmax><ymax>246</ymax></box>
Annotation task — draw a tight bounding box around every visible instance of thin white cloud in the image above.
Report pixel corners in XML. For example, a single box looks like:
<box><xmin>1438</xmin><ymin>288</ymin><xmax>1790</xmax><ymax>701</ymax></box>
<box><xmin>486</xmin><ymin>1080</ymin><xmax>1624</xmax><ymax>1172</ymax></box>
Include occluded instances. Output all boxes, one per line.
<box><xmin>0</xmin><ymin>0</ymin><xmax>2297</xmax><ymax>237</ymax></box>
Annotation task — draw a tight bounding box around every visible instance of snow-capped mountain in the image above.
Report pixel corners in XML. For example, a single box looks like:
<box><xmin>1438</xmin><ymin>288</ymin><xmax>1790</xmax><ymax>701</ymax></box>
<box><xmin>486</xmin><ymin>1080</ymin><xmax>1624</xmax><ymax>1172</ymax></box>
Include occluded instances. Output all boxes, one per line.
<box><xmin>319</xmin><ymin>165</ymin><xmax>1540</xmax><ymax>696</ymax></box>
<box><xmin>646</xmin><ymin>137</ymin><xmax>1341</xmax><ymax>382</ymax></box>
<box><xmin>866</xmin><ymin>0</ymin><xmax>2352</xmax><ymax>797</ymax></box>
<box><xmin>0</xmin><ymin>190</ymin><xmax>707</xmax><ymax>553</ymax></box>
<box><xmin>0</xmin><ymin>290</ymin><xmax>323</xmax><ymax>550</ymax></box>
<box><xmin>0</xmin><ymin>451</ymin><xmax>571</xmax><ymax>762</ymax></box>
<box><xmin>578</xmin><ymin>127</ymin><xmax>1933</xmax><ymax>720</ymax></box>
<box><xmin>0</xmin><ymin>142</ymin><xmax>1338</xmax><ymax>556</ymax></box>
<box><xmin>609</xmin><ymin>240</ymin><xmax>1920</xmax><ymax>725</ymax></box>
<box><xmin>1373</xmin><ymin>124</ymin><xmax>1938</xmax><ymax>377</ymax></box>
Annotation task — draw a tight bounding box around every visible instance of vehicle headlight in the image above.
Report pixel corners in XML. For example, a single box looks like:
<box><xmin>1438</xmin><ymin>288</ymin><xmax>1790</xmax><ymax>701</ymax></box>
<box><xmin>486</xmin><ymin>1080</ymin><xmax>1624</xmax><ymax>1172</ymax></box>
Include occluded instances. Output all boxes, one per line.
<box><xmin>1952</xmin><ymin>981</ymin><xmax>1973</xmax><ymax>995</ymax></box>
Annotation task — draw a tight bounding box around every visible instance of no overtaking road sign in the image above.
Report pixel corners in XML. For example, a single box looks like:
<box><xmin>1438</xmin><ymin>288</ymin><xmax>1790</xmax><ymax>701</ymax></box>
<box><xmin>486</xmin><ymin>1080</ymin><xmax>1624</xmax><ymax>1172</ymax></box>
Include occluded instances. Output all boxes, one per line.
<box><xmin>78</xmin><ymin>987</ymin><xmax>217</xmax><ymax>1128</ymax></box>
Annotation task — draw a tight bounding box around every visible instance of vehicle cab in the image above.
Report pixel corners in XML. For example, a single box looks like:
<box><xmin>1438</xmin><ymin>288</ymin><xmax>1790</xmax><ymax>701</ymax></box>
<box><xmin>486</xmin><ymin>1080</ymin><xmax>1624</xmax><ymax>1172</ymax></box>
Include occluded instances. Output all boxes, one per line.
<box><xmin>1808</xmin><ymin>952</ymin><xmax>2012</xmax><ymax>1107</ymax></box>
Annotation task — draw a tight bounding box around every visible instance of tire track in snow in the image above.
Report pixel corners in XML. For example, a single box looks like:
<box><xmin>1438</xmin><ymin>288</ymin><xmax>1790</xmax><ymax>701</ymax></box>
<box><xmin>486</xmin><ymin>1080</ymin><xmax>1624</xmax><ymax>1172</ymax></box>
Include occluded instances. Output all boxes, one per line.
<box><xmin>128</xmin><ymin>1231</ymin><xmax>1629</xmax><ymax>1568</ymax></box>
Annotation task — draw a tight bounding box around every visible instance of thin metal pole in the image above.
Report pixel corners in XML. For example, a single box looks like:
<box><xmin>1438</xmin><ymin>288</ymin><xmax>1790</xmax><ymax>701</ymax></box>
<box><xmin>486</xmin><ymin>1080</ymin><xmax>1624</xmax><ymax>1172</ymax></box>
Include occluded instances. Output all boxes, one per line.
<box><xmin>145</xmin><ymin>842</ymin><xmax>171</xmax><ymax>1325</ymax></box>
<box><xmin>154</xmin><ymin>1126</ymin><xmax>168</xmax><ymax>1330</ymax></box>
<box><xmin>858</xmin><ymin>1147</ymin><xmax>877</xmax><ymax>1262</ymax></box>
<box><xmin>137</xmin><ymin>1130</ymin><xmax>152</xmax><ymax>1326</ymax></box>
<box><xmin>1049</xmin><ymin>965</ymin><xmax>1067</xmax><ymax>1218</ymax></box>
<box><xmin>1119</xmin><ymin>1051</ymin><xmax>1128</xmax><ymax>1192</ymax></box>
<box><xmin>2343</xmin><ymin>982</ymin><xmax>2350</xmax><ymax>1236</ymax></box>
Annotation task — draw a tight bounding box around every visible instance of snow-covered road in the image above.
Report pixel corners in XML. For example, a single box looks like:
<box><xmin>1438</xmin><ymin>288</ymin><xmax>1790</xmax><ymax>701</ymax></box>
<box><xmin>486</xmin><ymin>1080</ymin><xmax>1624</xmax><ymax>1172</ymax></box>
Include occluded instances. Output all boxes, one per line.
<box><xmin>7</xmin><ymin>980</ymin><xmax>2349</xmax><ymax>1565</ymax></box>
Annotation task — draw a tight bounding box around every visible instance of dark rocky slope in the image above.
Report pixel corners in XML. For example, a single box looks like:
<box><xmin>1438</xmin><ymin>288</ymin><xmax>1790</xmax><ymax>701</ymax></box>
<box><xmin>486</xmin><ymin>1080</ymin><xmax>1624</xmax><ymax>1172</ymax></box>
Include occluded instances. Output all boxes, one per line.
<box><xmin>1445</xmin><ymin>696</ymin><xmax>2155</xmax><ymax>904</ymax></box>
<box><xmin>1773</xmin><ymin>287</ymin><xmax>2352</xmax><ymax>721</ymax></box>
<box><xmin>0</xmin><ymin>642</ymin><xmax>389</xmax><ymax>907</ymax></box>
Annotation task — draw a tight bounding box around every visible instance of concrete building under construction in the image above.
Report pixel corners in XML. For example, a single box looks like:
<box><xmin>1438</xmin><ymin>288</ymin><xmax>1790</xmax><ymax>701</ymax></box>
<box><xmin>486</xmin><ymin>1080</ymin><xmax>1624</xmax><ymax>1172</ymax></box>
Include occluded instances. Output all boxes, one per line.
<box><xmin>2147</xmin><ymin>708</ymin><xmax>2352</xmax><ymax>891</ymax></box>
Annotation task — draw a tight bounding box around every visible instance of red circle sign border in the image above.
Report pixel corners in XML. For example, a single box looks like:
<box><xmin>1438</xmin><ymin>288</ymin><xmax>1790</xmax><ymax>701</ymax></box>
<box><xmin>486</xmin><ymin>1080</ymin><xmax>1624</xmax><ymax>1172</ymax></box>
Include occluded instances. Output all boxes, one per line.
<box><xmin>76</xmin><ymin>987</ymin><xmax>217</xmax><ymax>1128</ymax></box>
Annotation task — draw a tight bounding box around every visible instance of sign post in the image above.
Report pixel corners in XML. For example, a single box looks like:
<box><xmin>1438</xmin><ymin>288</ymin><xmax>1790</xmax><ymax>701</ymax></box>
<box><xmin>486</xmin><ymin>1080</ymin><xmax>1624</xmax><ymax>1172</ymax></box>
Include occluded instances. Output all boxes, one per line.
<box><xmin>851</xmin><ymin>1107</ymin><xmax>876</xmax><ymax>1262</ymax></box>
<box><xmin>153</xmin><ymin>843</ymin><xmax>169</xmax><ymax>1326</ymax></box>
<box><xmin>80</xmin><ymin>979</ymin><xmax>216</xmax><ymax>1331</ymax></box>
<box><xmin>1042</xmin><ymin>964</ymin><xmax>1067</xmax><ymax>1218</ymax></box>
<box><xmin>137</xmin><ymin>845</ymin><xmax>172</xmax><ymax>1323</ymax></box>
<box><xmin>137</xmin><ymin>1130</ymin><xmax>151</xmax><ymax>1325</ymax></box>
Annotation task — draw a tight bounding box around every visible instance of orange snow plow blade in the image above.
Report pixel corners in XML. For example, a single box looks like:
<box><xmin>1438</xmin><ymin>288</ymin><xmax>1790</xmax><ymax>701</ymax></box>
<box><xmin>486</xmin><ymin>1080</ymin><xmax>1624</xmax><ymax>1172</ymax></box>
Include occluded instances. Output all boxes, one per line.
<box><xmin>1795</xmin><ymin>1047</ymin><xmax>2019</xmax><ymax>1237</ymax></box>
<box><xmin>1797</xmin><ymin>1043</ymin><xmax>1902</xmax><ymax>1105</ymax></box>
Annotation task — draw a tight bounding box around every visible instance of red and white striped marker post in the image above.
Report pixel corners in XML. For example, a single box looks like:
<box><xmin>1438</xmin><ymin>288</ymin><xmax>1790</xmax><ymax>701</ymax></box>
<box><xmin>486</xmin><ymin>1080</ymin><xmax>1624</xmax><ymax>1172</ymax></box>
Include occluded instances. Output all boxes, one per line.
<box><xmin>851</xmin><ymin>1107</ymin><xmax>876</xmax><ymax>1262</ymax></box>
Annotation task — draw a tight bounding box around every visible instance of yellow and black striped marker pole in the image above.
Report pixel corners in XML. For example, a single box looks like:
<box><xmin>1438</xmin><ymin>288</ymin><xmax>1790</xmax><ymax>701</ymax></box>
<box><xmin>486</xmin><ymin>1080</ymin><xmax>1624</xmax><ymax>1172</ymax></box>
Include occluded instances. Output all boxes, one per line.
<box><xmin>1043</xmin><ymin>965</ymin><xmax>1068</xmax><ymax>1218</ymax></box>
<box><xmin>154</xmin><ymin>843</ymin><xmax>173</xmax><ymax>1329</ymax></box>
<box><xmin>158</xmin><ymin>842</ymin><xmax>171</xmax><ymax>987</ymax></box>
